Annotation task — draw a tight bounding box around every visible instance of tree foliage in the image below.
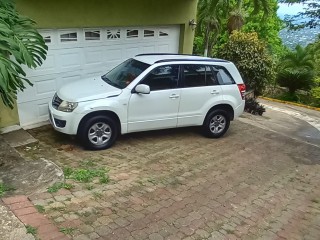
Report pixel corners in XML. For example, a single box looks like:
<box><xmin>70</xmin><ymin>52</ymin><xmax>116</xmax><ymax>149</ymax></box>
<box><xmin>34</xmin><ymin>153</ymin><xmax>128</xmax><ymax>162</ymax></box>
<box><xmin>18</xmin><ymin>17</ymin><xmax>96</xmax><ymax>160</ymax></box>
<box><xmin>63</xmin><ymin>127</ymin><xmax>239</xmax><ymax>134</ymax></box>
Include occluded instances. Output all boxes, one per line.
<box><xmin>218</xmin><ymin>31</ymin><xmax>275</xmax><ymax>96</ymax></box>
<box><xmin>311</xmin><ymin>77</ymin><xmax>320</xmax><ymax>99</ymax></box>
<box><xmin>279</xmin><ymin>0</ymin><xmax>320</xmax><ymax>29</ymax></box>
<box><xmin>242</xmin><ymin>0</ymin><xmax>285</xmax><ymax>56</ymax></box>
<box><xmin>197</xmin><ymin>0</ymin><xmax>228</xmax><ymax>56</ymax></box>
<box><xmin>195</xmin><ymin>0</ymin><xmax>284</xmax><ymax>57</ymax></box>
<box><xmin>196</xmin><ymin>0</ymin><xmax>273</xmax><ymax>56</ymax></box>
<box><xmin>276</xmin><ymin>45</ymin><xmax>315</xmax><ymax>94</ymax></box>
<box><xmin>281</xmin><ymin>45</ymin><xmax>315</xmax><ymax>70</ymax></box>
<box><xmin>0</xmin><ymin>0</ymin><xmax>47</xmax><ymax>108</ymax></box>
<box><xmin>277</xmin><ymin>69</ymin><xmax>314</xmax><ymax>94</ymax></box>
<box><xmin>306</xmin><ymin>35</ymin><xmax>320</xmax><ymax>77</ymax></box>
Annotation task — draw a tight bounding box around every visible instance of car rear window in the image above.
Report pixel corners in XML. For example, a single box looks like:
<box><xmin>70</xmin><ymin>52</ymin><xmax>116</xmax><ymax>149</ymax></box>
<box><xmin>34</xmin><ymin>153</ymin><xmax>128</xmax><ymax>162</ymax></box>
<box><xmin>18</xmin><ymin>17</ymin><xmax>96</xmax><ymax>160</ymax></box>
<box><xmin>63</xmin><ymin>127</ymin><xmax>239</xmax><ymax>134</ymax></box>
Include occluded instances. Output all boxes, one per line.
<box><xmin>212</xmin><ymin>66</ymin><xmax>235</xmax><ymax>85</ymax></box>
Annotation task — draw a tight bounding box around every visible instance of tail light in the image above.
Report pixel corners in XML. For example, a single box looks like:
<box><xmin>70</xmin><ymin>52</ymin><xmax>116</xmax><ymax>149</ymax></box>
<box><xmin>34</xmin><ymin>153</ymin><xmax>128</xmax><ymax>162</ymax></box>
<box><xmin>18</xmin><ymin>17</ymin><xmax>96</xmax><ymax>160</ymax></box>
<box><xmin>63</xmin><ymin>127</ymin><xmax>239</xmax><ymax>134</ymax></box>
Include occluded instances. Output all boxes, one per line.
<box><xmin>237</xmin><ymin>84</ymin><xmax>246</xmax><ymax>100</ymax></box>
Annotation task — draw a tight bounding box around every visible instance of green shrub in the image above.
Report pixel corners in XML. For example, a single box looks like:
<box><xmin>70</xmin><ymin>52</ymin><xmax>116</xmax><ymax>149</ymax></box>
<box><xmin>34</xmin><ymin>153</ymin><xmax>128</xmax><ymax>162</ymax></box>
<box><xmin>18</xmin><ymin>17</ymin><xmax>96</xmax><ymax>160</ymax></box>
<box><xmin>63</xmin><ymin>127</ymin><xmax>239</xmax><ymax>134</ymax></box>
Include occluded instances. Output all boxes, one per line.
<box><xmin>244</xmin><ymin>98</ymin><xmax>266</xmax><ymax>115</ymax></box>
<box><xmin>311</xmin><ymin>87</ymin><xmax>320</xmax><ymax>99</ymax></box>
<box><xmin>218</xmin><ymin>31</ymin><xmax>275</xmax><ymax>97</ymax></box>
<box><xmin>311</xmin><ymin>78</ymin><xmax>320</xmax><ymax>99</ymax></box>
<box><xmin>276</xmin><ymin>45</ymin><xmax>315</xmax><ymax>95</ymax></box>
<box><xmin>277</xmin><ymin>69</ymin><xmax>315</xmax><ymax>94</ymax></box>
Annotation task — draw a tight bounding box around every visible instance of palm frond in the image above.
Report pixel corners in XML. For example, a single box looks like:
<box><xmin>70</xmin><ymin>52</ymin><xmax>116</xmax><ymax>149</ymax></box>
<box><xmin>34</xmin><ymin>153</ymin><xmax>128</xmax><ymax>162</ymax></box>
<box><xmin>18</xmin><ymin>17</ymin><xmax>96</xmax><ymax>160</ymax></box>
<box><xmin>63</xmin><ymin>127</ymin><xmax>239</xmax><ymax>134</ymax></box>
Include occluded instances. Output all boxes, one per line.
<box><xmin>0</xmin><ymin>1</ymin><xmax>47</xmax><ymax>108</ymax></box>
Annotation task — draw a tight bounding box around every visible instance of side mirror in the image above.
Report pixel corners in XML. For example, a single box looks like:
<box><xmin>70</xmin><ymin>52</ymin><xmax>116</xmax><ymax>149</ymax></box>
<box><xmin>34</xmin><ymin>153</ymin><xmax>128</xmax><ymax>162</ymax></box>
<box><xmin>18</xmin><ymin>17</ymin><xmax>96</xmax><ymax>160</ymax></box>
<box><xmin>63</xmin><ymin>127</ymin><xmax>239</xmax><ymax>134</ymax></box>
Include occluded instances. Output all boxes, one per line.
<box><xmin>135</xmin><ymin>84</ymin><xmax>150</xmax><ymax>94</ymax></box>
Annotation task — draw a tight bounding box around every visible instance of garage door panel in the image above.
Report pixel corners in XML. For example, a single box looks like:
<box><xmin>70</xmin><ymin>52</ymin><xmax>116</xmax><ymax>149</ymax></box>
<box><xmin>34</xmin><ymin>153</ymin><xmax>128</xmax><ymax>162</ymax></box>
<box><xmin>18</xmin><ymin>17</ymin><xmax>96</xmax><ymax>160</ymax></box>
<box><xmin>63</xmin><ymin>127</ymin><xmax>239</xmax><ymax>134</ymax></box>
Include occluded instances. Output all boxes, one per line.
<box><xmin>143</xmin><ymin>45</ymin><xmax>156</xmax><ymax>53</ymax></box>
<box><xmin>105</xmin><ymin>60</ymin><xmax>123</xmax><ymax>72</ymax></box>
<box><xmin>56</xmin><ymin>74</ymin><xmax>82</xmax><ymax>89</ymax></box>
<box><xmin>124</xmin><ymin>45</ymin><xmax>141</xmax><ymax>59</ymax></box>
<box><xmin>104</xmin><ymin>47</ymin><xmax>123</xmax><ymax>61</ymax></box>
<box><xmin>83</xmin><ymin>67</ymin><xmax>105</xmax><ymax>79</ymax></box>
<box><xmin>84</xmin><ymin>47</ymin><xmax>104</xmax><ymax>65</ymax></box>
<box><xmin>158</xmin><ymin>43</ymin><xmax>170</xmax><ymax>52</ymax></box>
<box><xmin>38</xmin><ymin>102</ymin><xmax>50</xmax><ymax>118</ymax></box>
<box><xmin>84</xmin><ymin>71</ymin><xmax>104</xmax><ymax>79</ymax></box>
<box><xmin>21</xmin><ymin>54</ymin><xmax>56</xmax><ymax>78</ymax></box>
<box><xmin>17</xmin><ymin>85</ymin><xmax>36</xmax><ymax>104</ymax></box>
<box><xmin>18</xmin><ymin>98</ymin><xmax>51</xmax><ymax>126</ymax></box>
<box><xmin>58</xmin><ymin>49</ymin><xmax>83</xmax><ymax>72</ymax></box>
<box><xmin>36</xmin><ymin>78</ymin><xmax>56</xmax><ymax>96</ymax></box>
<box><xmin>17</xmin><ymin>25</ymin><xmax>180</xmax><ymax>127</ymax></box>
<box><xmin>17</xmin><ymin>75</ymin><xmax>57</xmax><ymax>103</ymax></box>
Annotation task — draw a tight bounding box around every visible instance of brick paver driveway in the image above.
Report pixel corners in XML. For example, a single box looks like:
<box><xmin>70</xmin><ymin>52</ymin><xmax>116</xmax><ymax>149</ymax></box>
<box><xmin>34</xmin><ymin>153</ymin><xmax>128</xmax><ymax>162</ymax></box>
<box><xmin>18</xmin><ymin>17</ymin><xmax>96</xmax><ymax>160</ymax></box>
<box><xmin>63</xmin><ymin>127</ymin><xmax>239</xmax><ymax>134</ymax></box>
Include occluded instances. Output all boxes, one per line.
<box><xmin>17</xmin><ymin>119</ymin><xmax>320</xmax><ymax>240</ymax></box>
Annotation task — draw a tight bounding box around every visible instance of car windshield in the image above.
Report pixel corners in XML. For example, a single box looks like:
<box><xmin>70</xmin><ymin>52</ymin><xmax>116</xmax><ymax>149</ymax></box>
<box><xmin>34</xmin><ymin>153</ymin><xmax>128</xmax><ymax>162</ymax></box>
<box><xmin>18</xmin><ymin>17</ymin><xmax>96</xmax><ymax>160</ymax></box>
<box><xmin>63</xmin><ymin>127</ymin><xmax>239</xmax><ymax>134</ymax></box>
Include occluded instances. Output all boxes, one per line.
<box><xmin>101</xmin><ymin>59</ymin><xmax>150</xmax><ymax>89</ymax></box>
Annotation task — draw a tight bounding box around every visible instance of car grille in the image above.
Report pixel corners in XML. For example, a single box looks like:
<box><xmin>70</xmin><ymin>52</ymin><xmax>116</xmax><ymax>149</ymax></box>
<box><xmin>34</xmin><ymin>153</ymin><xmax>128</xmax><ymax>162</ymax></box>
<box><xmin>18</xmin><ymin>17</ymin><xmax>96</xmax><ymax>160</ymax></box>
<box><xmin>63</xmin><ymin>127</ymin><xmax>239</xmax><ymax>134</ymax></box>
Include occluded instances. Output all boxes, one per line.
<box><xmin>52</xmin><ymin>93</ymin><xmax>62</xmax><ymax>109</ymax></box>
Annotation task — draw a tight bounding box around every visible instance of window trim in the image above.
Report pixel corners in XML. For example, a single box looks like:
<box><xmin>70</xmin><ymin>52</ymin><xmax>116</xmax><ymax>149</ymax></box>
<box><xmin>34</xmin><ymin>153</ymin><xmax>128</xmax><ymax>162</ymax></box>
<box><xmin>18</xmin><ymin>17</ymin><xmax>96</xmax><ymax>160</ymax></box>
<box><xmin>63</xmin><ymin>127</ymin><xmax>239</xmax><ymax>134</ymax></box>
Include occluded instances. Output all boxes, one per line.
<box><xmin>134</xmin><ymin>64</ymin><xmax>181</xmax><ymax>92</ymax></box>
<box><xmin>59</xmin><ymin>31</ymin><xmax>78</xmax><ymax>43</ymax></box>
<box><xmin>106</xmin><ymin>29</ymin><xmax>121</xmax><ymax>40</ymax></box>
<box><xmin>158</xmin><ymin>29</ymin><xmax>169</xmax><ymax>38</ymax></box>
<box><xmin>143</xmin><ymin>29</ymin><xmax>155</xmax><ymax>38</ymax></box>
<box><xmin>181</xmin><ymin>64</ymin><xmax>220</xmax><ymax>88</ymax></box>
<box><xmin>84</xmin><ymin>29</ymin><xmax>101</xmax><ymax>41</ymax></box>
<box><xmin>126</xmin><ymin>29</ymin><xmax>139</xmax><ymax>39</ymax></box>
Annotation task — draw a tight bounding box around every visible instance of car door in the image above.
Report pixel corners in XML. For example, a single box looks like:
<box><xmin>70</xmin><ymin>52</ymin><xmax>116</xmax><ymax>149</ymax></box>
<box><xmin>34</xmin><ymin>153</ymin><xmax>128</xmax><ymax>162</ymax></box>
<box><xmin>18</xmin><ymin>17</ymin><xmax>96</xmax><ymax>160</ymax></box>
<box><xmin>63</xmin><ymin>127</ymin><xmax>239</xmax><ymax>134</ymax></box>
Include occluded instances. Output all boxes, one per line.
<box><xmin>127</xmin><ymin>64</ymin><xmax>181</xmax><ymax>133</ymax></box>
<box><xmin>177</xmin><ymin>64</ymin><xmax>223</xmax><ymax>127</ymax></box>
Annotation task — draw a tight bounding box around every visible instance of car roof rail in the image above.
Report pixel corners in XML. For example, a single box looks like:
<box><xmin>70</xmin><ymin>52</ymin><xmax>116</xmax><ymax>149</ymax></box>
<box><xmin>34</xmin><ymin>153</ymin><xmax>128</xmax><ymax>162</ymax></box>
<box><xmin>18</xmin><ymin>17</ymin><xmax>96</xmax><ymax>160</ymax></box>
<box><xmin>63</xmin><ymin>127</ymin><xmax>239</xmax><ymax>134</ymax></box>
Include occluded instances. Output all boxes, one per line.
<box><xmin>154</xmin><ymin>58</ymin><xmax>229</xmax><ymax>64</ymax></box>
<box><xmin>135</xmin><ymin>53</ymin><xmax>199</xmax><ymax>57</ymax></box>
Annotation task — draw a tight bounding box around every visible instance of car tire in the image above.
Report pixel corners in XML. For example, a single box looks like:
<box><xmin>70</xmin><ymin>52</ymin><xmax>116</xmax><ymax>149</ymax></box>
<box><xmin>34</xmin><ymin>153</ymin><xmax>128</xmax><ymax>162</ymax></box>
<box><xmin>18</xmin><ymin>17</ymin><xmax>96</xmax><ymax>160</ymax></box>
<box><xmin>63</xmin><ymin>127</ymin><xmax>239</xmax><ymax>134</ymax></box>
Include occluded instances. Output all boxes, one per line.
<box><xmin>78</xmin><ymin>115</ymin><xmax>118</xmax><ymax>150</ymax></box>
<box><xmin>203</xmin><ymin>109</ymin><xmax>230</xmax><ymax>138</ymax></box>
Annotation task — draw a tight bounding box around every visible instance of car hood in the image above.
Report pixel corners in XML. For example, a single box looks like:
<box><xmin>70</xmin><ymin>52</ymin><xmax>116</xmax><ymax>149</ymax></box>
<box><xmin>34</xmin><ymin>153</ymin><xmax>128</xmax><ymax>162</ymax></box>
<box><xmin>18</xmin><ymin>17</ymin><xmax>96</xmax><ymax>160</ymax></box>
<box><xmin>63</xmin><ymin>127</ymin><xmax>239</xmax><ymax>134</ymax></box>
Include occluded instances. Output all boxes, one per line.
<box><xmin>57</xmin><ymin>76</ymin><xmax>122</xmax><ymax>102</ymax></box>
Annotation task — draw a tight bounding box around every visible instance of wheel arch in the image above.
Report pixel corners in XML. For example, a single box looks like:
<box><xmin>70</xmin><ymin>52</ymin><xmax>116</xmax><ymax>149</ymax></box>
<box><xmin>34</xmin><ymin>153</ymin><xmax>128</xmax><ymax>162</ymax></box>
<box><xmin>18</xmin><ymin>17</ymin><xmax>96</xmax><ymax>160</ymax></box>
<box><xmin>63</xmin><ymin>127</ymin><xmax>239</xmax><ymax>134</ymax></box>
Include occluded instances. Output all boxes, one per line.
<box><xmin>203</xmin><ymin>104</ymin><xmax>234</xmax><ymax>124</ymax></box>
<box><xmin>77</xmin><ymin>110</ymin><xmax>121</xmax><ymax>136</ymax></box>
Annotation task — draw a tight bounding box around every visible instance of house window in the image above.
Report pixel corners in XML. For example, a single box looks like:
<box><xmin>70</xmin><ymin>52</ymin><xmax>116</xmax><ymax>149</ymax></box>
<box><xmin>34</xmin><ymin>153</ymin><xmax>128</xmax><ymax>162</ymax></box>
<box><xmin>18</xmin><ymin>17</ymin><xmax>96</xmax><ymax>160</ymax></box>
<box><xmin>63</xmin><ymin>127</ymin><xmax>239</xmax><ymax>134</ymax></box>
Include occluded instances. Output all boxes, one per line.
<box><xmin>85</xmin><ymin>31</ymin><xmax>100</xmax><ymax>41</ymax></box>
<box><xmin>106</xmin><ymin>29</ymin><xmax>121</xmax><ymax>39</ymax></box>
<box><xmin>127</xmin><ymin>30</ymin><xmax>139</xmax><ymax>38</ymax></box>
<box><xmin>60</xmin><ymin>32</ymin><xmax>77</xmax><ymax>42</ymax></box>
<box><xmin>144</xmin><ymin>30</ymin><xmax>155</xmax><ymax>37</ymax></box>
<box><xmin>159</xmin><ymin>31</ymin><xmax>169</xmax><ymax>37</ymax></box>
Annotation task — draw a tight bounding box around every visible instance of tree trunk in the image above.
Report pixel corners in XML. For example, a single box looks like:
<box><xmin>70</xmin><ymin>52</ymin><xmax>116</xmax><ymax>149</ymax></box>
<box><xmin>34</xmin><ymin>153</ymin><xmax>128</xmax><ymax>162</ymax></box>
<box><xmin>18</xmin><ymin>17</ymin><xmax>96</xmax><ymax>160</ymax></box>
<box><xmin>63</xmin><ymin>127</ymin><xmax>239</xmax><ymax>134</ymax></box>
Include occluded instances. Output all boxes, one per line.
<box><xmin>208</xmin><ymin>32</ymin><xmax>219</xmax><ymax>57</ymax></box>
<box><xmin>203</xmin><ymin>24</ymin><xmax>210</xmax><ymax>57</ymax></box>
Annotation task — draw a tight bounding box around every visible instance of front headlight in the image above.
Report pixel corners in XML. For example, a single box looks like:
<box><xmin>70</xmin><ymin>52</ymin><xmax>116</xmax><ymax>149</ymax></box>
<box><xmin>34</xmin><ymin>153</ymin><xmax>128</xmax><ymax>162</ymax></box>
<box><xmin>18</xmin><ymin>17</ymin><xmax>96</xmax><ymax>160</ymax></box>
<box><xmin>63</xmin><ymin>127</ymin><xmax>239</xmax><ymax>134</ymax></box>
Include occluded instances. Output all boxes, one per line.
<box><xmin>58</xmin><ymin>100</ymin><xmax>78</xmax><ymax>112</ymax></box>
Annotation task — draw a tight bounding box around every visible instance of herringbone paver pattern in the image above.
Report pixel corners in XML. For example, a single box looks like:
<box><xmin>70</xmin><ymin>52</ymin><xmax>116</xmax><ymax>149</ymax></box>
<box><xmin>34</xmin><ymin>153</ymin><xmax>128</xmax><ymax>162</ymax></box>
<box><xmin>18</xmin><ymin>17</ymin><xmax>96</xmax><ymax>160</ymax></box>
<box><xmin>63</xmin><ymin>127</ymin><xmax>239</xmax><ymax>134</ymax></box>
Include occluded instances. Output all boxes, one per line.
<box><xmin>17</xmin><ymin>121</ymin><xmax>320</xmax><ymax>240</ymax></box>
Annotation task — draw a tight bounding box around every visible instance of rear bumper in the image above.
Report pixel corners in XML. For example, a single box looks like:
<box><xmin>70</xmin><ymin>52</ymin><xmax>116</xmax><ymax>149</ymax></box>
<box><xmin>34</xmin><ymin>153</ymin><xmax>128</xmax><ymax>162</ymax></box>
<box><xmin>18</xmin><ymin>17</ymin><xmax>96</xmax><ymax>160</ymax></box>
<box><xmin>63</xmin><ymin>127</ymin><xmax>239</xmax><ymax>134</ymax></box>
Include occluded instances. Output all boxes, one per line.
<box><xmin>234</xmin><ymin>101</ymin><xmax>245</xmax><ymax>119</ymax></box>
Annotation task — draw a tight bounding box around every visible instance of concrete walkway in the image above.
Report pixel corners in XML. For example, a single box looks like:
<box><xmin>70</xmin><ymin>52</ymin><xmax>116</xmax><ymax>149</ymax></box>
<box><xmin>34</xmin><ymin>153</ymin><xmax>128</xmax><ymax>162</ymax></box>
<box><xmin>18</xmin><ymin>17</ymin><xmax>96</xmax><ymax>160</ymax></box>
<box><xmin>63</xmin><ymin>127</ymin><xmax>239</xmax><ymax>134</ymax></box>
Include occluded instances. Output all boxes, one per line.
<box><xmin>0</xmin><ymin>202</ymin><xmax>35</xmax><ymax>240</ymax></box>
<box><xmin>239</xmin><ymin>98</ymin><xmax>320</xmax><ymax>148</ymax></box>
<box><xmin>0</xmin><ymin>133</ymin><xmax>64</xmax><ymax>240</ymax></box>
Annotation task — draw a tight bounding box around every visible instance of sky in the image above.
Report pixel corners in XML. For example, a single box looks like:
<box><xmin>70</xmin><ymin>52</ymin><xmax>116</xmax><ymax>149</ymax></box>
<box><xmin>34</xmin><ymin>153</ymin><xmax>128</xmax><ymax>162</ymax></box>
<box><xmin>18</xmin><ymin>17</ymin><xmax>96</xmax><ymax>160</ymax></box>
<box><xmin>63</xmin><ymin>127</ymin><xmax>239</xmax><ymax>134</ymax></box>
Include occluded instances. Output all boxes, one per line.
<box><xmin>277</xmin><ymin>3</ymin><xmax>304</xmax><ymax>19</ymax></box>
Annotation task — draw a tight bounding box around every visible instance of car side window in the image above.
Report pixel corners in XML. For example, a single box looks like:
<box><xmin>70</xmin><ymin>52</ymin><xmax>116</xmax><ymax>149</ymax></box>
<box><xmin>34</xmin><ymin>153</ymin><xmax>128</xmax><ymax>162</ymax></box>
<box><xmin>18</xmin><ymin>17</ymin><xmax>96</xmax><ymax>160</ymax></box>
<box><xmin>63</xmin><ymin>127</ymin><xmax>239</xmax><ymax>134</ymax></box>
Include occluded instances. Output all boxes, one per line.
<box><xmin>141</xmin><ymin>65</ymin><xmax>179</xmax><ymax>91</ymax></box>
<box><xmin>213</xmin><ymin>66</ymin><xmax>235</xmax><ymax>85</ymax></box>
<box><xmin>183</xmin><ymin>64</ymin><xmax>219</xmax><ymax>87</ymax></box>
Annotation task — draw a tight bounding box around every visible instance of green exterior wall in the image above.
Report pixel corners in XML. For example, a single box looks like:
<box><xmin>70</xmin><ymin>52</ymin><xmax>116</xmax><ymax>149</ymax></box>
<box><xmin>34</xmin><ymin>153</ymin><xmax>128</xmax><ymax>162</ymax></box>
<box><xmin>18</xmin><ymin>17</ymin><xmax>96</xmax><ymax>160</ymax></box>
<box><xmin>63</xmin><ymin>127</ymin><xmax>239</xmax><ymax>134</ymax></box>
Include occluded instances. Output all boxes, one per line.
<box><xmin>16</xmin><ymin>0</ymin><xmax>198</xmax><ymax>53</ymax></box>
<box><xmin>1</xmin><ymin>0</ymin><xmax>197</xmax><ymax>129</ymax></box>
<box><xmin>0</xmin><ymin>102</ymin><xmax>19</xmax><ymax>129</ymax></box>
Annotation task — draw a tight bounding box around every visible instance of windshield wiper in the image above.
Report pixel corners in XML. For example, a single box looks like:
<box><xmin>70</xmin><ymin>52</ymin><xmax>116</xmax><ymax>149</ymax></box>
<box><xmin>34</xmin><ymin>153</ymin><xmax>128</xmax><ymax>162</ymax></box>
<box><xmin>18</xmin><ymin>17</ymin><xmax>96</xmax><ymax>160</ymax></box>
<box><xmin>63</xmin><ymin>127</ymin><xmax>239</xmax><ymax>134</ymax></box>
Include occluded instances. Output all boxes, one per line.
<box><xmin>101</xmin><ymin>76</ymin><xmax>121</xmax><ymax>89</ymax></box>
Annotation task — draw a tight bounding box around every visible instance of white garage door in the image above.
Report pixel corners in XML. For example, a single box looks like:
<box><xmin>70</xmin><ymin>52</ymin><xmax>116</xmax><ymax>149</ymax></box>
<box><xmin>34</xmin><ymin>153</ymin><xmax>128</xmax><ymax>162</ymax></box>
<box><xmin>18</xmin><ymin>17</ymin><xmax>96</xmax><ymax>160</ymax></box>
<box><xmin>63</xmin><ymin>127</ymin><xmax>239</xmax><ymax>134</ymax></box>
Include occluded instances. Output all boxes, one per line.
<box><xmin>17</xmin><ymin>25</ymin><xmax>180</xmax><ymax>127</ymax></box>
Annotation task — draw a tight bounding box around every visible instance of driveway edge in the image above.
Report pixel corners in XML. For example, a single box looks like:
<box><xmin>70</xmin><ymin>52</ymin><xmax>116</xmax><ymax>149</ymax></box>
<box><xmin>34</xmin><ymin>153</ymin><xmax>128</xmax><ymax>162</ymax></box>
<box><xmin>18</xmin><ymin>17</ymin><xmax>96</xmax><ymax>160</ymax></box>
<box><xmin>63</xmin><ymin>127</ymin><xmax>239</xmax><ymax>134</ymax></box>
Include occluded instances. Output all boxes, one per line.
<box><xmin>260</xmin><ymin>97</ymin><xmax>320</xmax><ymax>111</ymax></box>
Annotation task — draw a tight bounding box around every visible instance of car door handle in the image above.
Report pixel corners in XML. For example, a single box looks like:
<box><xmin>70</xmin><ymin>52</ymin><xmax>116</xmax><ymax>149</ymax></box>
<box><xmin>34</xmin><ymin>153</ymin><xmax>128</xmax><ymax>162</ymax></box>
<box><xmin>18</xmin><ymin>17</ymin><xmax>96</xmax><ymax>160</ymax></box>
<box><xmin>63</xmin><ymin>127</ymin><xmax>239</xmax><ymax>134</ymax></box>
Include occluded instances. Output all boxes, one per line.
<box><xmin>211</xmin><ymin>90</ymin><xmax>220</xmax><ymax>95</ymax></box>
<box><xmin>169</xmin><ymin>94</ymin><xmax>180</xmax><ymax>99</ymax></box>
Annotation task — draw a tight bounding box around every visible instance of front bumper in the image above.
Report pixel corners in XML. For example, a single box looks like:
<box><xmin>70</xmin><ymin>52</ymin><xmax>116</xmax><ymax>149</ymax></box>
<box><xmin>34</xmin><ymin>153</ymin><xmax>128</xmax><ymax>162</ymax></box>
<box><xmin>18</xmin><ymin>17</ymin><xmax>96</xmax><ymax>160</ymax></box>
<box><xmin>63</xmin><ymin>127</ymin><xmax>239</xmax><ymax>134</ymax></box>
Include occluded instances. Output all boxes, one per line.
<box><xmin>48</xmin><ymin>103</ymin><xmax>83</xmax><ymax>135</ymax></box>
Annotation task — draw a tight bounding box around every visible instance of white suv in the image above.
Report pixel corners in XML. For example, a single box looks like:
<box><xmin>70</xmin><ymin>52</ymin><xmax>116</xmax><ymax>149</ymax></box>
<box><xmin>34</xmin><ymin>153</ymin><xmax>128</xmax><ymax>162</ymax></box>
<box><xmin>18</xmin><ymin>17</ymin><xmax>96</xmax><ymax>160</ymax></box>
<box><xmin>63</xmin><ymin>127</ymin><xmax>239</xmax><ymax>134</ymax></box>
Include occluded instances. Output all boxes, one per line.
<box><xmin>49</xmin><ymin>54</ymin><xmax>245</xmax><ymax>150</ymax></box>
